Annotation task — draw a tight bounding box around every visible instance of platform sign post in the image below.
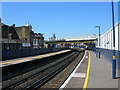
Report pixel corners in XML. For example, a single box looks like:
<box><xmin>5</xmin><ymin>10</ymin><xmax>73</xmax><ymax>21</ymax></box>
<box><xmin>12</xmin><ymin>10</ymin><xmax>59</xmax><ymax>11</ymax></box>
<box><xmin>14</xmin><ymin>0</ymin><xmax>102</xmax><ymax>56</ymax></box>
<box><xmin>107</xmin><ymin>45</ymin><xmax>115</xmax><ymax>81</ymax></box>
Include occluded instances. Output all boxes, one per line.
<box><xmin>95</xmin><ymin>26</ymin><xmax>100</xmax><ymax>58</ymax></box>
<box><xmin>111</xmin><ymin>0</ymin><xmax>116</xmax><ymax>79</ymax></box>
<box><xmin>98</xmin><ymin>26</ymin><xmax>100</xmax><ymax>58</ymax></box>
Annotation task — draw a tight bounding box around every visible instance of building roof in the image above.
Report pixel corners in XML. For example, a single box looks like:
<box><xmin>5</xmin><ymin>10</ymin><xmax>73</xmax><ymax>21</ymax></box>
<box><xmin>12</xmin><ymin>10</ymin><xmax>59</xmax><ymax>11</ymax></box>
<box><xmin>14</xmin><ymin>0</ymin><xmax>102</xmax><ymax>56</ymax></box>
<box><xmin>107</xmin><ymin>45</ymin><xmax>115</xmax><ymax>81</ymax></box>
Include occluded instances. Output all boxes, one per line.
<box><xmin>25</xmin><ymin>22</ymin><xmax>31</xmax><ymax>27</ymax></box>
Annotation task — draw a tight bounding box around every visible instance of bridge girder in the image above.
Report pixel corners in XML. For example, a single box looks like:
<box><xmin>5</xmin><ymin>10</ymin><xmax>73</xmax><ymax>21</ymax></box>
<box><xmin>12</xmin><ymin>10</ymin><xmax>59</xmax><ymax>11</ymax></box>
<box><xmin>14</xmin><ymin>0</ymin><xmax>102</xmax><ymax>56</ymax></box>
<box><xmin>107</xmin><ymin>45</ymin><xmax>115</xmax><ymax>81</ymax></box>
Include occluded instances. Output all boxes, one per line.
<box><xmin>46</xmin><ymin>40</ymin><xmax>95</xmax><ymax>44</ymax></box>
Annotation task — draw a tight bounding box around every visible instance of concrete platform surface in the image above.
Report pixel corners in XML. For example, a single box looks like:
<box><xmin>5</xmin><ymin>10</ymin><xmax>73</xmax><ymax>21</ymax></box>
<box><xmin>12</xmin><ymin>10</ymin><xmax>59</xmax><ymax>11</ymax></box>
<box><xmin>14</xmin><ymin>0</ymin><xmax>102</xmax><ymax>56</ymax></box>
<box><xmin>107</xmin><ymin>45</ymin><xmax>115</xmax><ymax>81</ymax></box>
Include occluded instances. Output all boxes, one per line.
<box><xmin>60</xmin><ymin>50</ymin><xmax>119</xmax><ymax>89</ymax></box>
<box><xmin>87</xmin><ymin>51</ymin><xmax>119</xmax><ymax>88</ymax></box>
<box><xmin>60</xmin><ymin>51</ymin><xmax>88</xmax><ymax>89</ymax></box>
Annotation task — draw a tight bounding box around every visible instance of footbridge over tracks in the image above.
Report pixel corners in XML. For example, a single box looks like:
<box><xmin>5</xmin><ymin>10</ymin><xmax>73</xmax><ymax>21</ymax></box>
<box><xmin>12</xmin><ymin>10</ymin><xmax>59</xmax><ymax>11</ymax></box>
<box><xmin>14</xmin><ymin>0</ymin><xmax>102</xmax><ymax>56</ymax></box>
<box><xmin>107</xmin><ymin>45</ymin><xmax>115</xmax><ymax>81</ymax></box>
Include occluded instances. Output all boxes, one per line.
<box><xmin>45</xmin><ymin>38</ymin><xmax>96</xmax><ymax>49</ymax></box>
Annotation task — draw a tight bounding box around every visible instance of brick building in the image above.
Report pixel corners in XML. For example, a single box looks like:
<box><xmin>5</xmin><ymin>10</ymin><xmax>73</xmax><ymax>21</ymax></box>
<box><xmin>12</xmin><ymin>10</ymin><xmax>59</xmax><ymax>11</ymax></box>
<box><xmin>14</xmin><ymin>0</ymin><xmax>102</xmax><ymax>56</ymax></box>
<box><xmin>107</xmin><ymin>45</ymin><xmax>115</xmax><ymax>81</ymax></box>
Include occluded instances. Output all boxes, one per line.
<box><xmin>1</xmin><ymin>18</ymin><xmax>44</xmax><ymax>50</ymax></box>
<box><xmin>33</xmin><ymin>33</ymin><xmax>44</xmax><ymax>48</ymax></box>
<box><xmin>15</xmin><ymin>22</ymin><xmax>34</xmax><ymax>48</ymax></box>
<box><xmin>1</xmin><ymin>23</ymin><xmax>23</xmax><ymax>50</ymax></box>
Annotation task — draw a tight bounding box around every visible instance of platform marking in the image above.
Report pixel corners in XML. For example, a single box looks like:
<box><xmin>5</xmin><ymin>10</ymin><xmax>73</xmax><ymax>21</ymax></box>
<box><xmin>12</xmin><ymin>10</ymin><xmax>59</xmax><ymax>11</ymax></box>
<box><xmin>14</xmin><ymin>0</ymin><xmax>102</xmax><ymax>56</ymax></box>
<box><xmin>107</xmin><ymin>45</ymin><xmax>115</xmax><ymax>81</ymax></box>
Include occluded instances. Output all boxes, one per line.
<box><xmin>0</xmin><ymin>50</ymin><xmax>70</xmax><ymax>66</ymax></box>
<box><xmin>72</xmin><ymin>73</ymin><xmax>86</xmax><ymax>78</ymax></box>
<box><xmin>59</xmin><ymin>51</ymin><xmax>87</xmax><ymax>89</ymax></box>
<box><xmin>83</xmin><ymin>51</ymin><xmax>91</xmax><ymax>90</ymax></box>
<box><xmin>85</xmin><ymin>56</ymin><xmax>88</xmax><ymax>59</ymax></box>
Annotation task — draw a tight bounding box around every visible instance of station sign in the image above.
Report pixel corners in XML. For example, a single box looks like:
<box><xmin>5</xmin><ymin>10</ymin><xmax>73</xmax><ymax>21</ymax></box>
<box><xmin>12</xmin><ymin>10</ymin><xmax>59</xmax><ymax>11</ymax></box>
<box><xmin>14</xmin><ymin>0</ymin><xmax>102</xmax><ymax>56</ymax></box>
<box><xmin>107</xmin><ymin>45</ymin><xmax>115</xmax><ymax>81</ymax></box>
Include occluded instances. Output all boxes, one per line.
<box><xmin>22</xmin><ymin>43</ymin><xmax>30</xmax><ymax>47</ymax></box>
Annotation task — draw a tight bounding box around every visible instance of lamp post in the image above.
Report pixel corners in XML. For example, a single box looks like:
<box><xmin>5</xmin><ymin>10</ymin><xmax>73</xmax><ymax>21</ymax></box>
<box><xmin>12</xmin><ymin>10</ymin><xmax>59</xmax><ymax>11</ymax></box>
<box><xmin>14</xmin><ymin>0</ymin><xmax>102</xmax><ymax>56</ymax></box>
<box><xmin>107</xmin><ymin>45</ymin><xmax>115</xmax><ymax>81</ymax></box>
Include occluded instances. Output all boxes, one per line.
<box><xmin>95</xmin><ymin>26</ymin><xmax>100</xmax><ymax>58</ymax></box>
<box><xmin>111</xmin><ymin>0</ymin><xmax>116</xmax><ymax>79</ymax></box>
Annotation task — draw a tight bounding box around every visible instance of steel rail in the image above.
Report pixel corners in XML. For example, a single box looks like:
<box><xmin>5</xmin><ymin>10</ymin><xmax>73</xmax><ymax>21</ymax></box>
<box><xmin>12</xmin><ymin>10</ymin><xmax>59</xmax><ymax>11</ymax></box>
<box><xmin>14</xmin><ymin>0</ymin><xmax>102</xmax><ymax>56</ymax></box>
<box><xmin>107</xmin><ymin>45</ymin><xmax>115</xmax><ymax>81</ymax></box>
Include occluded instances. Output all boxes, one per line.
<box><xmin>3</xmin><ymin>52</ymin><xmax>77</xmax><ymax>90</ymax></box>
<box><xmin>25</xmin><ymin>52</ymin><xmax>79</xmax><ymax>90</ymax></box>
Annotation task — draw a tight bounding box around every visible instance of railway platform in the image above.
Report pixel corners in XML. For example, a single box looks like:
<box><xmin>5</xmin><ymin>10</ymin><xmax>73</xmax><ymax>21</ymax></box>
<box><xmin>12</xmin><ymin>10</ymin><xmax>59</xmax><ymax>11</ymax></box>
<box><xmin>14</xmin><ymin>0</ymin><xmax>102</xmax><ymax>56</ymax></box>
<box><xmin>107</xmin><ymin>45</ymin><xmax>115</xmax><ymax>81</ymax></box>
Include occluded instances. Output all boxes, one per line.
<box><xmin>87</xmin><ymin>51</ymin><xmax>119</xmax><ymax>89</ymax></box>
<box><xmin>60</xmin><ymin>50</ymin><xmax>119</xmax><ymax>89</ymax></box>
<box><xmin>0</xmin><ymin>50</ymin><xmax>71</xmax><ymax>67</ymax></box>
<box><xmin>1</xmin><ymin>50</ymin><xmax>119</xmax><ymax>89</ymax></box>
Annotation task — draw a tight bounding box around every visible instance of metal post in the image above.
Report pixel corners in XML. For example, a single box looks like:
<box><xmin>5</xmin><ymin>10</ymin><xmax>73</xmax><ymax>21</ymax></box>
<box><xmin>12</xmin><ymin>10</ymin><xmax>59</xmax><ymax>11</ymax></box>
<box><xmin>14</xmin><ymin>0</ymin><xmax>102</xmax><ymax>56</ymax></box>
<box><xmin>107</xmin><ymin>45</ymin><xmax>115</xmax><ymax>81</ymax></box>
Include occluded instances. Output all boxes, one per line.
<box><xmin>111</xmin><ymin>0</ymin><xmax>116</xmax><ymax>79</ymax></box>
<box><xmin>98</xmin><ymin>26</ymin><xmax>100</xmax><ymax>58</ymax></box>
<box><xmin>95</xmin><ymin>26</ymin><xmax>101</xmax><ymax>58</ymax></box>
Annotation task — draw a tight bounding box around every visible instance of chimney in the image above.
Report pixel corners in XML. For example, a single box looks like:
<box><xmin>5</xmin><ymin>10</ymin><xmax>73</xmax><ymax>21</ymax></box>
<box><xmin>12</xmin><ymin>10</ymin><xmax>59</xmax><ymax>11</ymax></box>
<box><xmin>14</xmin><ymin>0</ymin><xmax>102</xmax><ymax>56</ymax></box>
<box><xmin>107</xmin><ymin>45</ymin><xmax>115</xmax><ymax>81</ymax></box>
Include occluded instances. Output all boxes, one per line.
<box><xmin>12</xmin><ymin>24</ymin><xmax>15</xmax><ymax>27</ymax></box>
<box><xmin>0</xmin><ymin>18</ymin><xmax>1</xmax><ymax>24</ymax></box>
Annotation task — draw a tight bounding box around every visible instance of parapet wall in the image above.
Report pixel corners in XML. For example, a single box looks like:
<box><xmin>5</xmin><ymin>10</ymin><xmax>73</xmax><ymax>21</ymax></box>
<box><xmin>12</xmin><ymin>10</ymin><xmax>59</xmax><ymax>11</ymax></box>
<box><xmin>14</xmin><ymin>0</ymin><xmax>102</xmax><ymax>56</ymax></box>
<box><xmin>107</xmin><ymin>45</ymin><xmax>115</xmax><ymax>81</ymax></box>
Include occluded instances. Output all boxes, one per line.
<box><xmin>1</xmin><ymin>47</ymin><xmax>69</xmax><ymax>60</ymax></box>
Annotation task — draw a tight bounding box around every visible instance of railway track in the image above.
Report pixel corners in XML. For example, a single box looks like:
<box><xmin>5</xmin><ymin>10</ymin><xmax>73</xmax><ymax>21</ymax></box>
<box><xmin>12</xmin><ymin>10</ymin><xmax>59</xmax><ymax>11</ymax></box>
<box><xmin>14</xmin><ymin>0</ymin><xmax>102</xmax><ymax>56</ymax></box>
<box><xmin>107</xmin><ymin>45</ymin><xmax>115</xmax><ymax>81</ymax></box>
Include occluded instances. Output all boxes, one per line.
<box><xmin>25</xmin><ymin>52</ymin><xmax>79</xmax><ymax>90</ymax></box>
<box><xmin>2</xmin><ymin>51</ymin><xmax>81</xmax><ymax>90</ymax></box>
<box><xmin>2</xmin><ymin>50</ymin><xmax>71</xmax><ymax>81</ymax></box>
<box><xmin>40</xmin><ymin>51</ymin><xmax>85</xmax><ymax>89</ymax></box>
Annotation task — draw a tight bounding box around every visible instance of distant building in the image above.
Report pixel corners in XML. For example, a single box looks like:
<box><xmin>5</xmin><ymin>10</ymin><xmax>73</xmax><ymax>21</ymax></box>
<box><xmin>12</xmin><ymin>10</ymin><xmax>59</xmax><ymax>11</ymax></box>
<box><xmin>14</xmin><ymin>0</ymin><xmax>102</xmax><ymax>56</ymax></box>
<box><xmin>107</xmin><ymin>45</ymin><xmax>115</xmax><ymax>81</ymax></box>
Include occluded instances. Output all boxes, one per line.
<box><xmin>15</xmin><ymin>22</ymin><xmax>34</xmax><ymax>48</ymax></box>
<box><xmin>33</xmin><ymin>33</ymin><xmax>44</xmax><ymax>48</ymax></box>
<box><xmin>49</xmin><ymin>34</ymin><xmax>56</xmax><ymax>41</ymax></box>
<box><xmin>1</xmin><ymin>20</ymin><xmax>44</xmax><ymax>50</ymax></box>
<box><xmin>1</xmin><ymin>23</ymin><xmax>23</xmax><ymax>50</ymax></box>
<box><xmin>53</xmin><ymin>34</ymin><xmax>56</xmax><ymax>40</ymax></box>
<box><xmin>48</xmin><ymin>34</ymin><xmax>57</xmax><ymax>48</ymax></box>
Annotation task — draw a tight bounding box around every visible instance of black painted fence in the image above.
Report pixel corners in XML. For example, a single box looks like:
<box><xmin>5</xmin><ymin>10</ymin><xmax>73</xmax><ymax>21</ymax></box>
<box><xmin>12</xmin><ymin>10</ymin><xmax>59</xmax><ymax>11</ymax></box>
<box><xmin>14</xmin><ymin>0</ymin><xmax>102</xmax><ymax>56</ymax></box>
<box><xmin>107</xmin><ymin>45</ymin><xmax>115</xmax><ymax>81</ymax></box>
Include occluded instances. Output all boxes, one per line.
<box><xmin>1</xmin><ymin>47</ymin><xmax>69</xmax><ymax>60</ymax></box>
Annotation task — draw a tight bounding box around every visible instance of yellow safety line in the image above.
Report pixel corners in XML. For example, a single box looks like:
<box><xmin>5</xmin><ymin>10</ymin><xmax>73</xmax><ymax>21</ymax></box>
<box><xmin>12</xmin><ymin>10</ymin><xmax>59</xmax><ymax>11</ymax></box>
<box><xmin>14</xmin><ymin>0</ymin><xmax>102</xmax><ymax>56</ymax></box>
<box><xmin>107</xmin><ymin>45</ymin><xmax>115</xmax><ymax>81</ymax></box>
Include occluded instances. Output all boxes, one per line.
<box><xmin>0</xmin><ymin>50</ymin><xmax>70</xmax><ymax>65</ymax></box>
<box><xmin>83</xmin><ymin>51</ymin><xmax>91</xmax><ymax>90</ymax></box>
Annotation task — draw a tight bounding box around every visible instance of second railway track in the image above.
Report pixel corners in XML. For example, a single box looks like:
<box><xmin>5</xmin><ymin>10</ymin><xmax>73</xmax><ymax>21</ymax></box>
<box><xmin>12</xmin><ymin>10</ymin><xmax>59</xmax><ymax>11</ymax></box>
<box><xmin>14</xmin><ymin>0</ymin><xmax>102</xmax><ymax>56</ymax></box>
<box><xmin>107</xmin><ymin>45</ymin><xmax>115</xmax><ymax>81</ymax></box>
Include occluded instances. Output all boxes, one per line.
<box><xmin>2</xmin><ymin>51</ymin><xmax>84</xmax><ymax>90</ymax></box>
